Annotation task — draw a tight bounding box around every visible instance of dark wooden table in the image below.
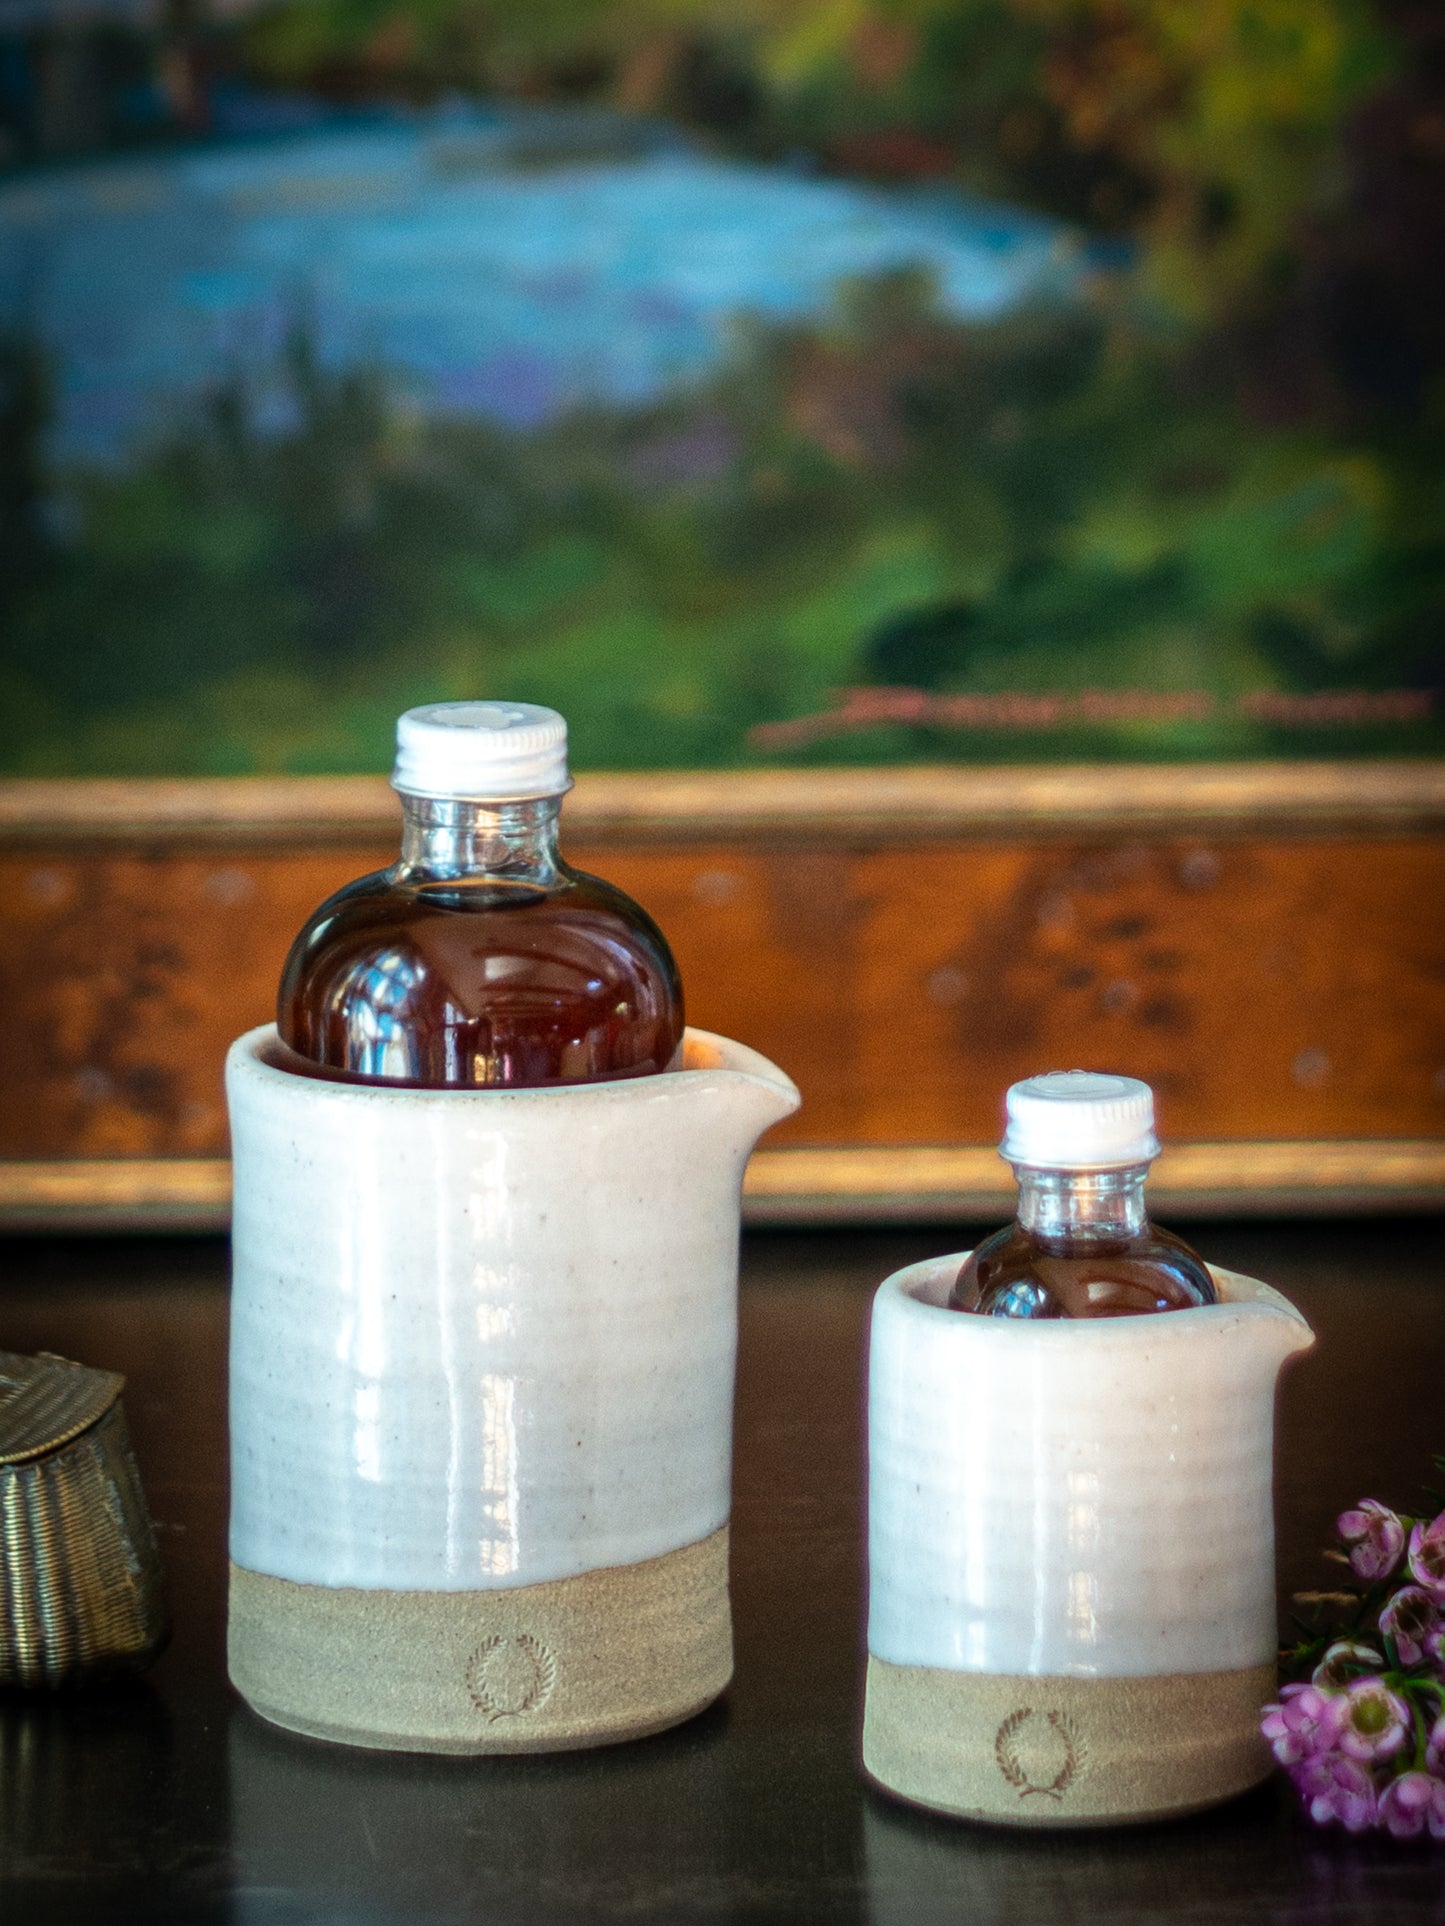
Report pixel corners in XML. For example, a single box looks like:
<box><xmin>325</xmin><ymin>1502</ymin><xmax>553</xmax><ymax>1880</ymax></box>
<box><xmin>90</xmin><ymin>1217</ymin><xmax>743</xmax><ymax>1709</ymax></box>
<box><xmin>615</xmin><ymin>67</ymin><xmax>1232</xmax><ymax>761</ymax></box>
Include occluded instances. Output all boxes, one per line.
<box><xmin>3</xmin><ymin>1219</ymin><xmax>1444</xmax><ymax>1923</ymax></box>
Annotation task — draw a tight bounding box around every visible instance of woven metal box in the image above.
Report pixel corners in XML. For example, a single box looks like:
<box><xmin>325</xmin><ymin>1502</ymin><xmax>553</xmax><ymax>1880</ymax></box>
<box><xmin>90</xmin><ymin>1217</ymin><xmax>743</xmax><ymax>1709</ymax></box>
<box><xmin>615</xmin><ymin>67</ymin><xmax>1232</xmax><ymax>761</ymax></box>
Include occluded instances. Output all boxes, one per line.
<box><xmin>0</xmin><ymin>1351</ymin><xmax>168</xmax><ymax>1688</ymax></box>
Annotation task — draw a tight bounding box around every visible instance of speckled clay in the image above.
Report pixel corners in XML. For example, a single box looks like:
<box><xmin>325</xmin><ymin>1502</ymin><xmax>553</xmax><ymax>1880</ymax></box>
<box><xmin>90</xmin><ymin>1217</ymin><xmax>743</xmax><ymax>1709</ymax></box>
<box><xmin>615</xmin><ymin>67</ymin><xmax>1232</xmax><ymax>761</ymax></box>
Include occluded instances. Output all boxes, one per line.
<box><xmin>226</xmin><ymin>1025</ymin><xmax>798</xmax><ymax>1752</ymax></box>
<box><xmin>862</xmin><ymin>1255</ymin><xmax>1313</xmax><ymax>1825</ymax></box>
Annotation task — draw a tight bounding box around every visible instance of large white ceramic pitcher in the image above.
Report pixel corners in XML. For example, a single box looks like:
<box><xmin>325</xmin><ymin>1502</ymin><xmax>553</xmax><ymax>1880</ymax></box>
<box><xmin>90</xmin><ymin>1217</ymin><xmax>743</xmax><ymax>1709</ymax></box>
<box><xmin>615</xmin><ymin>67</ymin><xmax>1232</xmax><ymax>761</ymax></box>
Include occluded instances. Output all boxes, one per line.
<box><xmin>863</xmin><ymin>1254</ymin><xmax>1313</xmax><ymax>1825</ymax></box>
<box><xmin>226</xmin><ymin>1024</ymin><xmax>798</xmax><ymax>1754</ymax></box>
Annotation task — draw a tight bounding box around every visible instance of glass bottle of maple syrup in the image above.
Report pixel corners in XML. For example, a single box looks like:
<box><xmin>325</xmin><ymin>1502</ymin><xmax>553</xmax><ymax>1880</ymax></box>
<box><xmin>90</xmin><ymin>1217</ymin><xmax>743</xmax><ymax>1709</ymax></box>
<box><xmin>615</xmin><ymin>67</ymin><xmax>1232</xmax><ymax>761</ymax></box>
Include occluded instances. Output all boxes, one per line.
<box><xmin>949</xmin><ymin>1072</ymin><xmax>1216</xmax><ymax>1318</ymax></box>
<box><xmin>277</xmin><ymin>702</ymin><xmax>683</xmax><ymax>1087</ymax></box>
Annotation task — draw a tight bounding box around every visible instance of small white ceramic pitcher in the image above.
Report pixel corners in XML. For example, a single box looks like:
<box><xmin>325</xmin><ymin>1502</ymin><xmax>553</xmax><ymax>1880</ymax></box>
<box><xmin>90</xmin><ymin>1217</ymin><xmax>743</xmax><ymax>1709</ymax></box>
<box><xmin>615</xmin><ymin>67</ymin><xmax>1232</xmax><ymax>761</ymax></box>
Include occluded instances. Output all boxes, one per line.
<box><xmin>862</xmin><ymin>1255</ymin><xmax>1313</xmax><ymax>1826</ymax></box>
<box><xmin>226</xmin><ymin>1025</ymin><xmax>798</xmax><ymax>1754</ymax></box>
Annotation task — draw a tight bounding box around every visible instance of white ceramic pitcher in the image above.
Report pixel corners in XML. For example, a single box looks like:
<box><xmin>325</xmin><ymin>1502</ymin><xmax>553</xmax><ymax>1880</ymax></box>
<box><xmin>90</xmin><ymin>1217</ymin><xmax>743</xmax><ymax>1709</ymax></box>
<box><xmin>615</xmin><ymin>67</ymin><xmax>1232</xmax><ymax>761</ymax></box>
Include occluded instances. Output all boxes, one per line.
<box><xmin>226</xmin><ymin>1024</ymin><xmax>798</xmax><ymax>1754</ymax></box>
<box><xmin>862</xmin><ymin>1254</ymin><xmax>1313</xmax><ymax>1826</ymax></box>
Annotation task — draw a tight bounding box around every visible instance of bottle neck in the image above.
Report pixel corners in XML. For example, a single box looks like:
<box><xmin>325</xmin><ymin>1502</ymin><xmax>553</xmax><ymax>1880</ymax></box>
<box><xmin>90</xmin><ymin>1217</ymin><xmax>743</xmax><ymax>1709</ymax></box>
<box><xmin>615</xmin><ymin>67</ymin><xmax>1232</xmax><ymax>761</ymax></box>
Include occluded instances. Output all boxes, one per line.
<box><xmin>1014</xmin><ymin>1163</ymin><xmax>1150</xmax><ymax>1243</ymax></box>
<box><xmin>396</xmin><ymin>792</ymin><xmax>562</xmax><ymax>885</ymax></box>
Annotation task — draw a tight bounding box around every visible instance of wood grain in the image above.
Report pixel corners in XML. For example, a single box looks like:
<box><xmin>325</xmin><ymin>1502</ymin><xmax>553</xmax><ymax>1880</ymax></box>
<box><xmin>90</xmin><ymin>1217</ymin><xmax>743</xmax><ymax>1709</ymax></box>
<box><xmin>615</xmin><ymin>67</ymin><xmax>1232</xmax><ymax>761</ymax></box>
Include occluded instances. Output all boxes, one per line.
<box><xmin>1</xmin><ymin>771</ymin><xmax>1441</xmax><ymax>1218</ymax></box>
<box><xmin>10</xmin><ymin>835</ymin><xmax>1441</xmax><ymax>1155</ymax></box>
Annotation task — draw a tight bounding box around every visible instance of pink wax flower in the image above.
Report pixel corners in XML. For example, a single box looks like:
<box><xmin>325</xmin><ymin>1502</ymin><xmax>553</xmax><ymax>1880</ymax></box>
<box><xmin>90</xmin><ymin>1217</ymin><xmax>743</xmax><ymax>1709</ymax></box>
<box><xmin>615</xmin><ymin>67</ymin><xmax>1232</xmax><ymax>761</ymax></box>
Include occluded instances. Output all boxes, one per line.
<box><xmin>1379</xmin><ymin>1587</ymin><xmax>1444</xmax><ymax>1668</ymax></box>
<box><xmin>1260</xmin><ymin>1683</ymin><xmax>1345</xmax><ymax>1765</ymax></box>
<box><xmin>1337</xmin><ymin>1500</ymin><xmax>1406</xmax><ymax>1581</ymax></box>
<box><xmin>1378</xmin><ymin>1771</ymin><xmax>1445</xmax><ymax>1842</ymax></box>
<box><xmin>1336</xmin><ymin>1677</ymin><xmax>1411</xmax><ymax>1763</ymax></box>
<box><xmin>1312</xmin><ymin>1640</ymin><xmax>1384</xmax><ymax>1690</ymax></box>
<box><xmin>1407</xmin><ymin>1511</ymin><xmax>1445</xmax><ymax>1604</ymax></box>
<box><xmin>1294</xmin><ymin>1752</ymin><xmax>1379</xmax><ymax>1834</ymax></box>
<box><xmin>1269</xmin><ymin>1459</ymin><xmax>1445</xmax><ymax>1840</ymax></box>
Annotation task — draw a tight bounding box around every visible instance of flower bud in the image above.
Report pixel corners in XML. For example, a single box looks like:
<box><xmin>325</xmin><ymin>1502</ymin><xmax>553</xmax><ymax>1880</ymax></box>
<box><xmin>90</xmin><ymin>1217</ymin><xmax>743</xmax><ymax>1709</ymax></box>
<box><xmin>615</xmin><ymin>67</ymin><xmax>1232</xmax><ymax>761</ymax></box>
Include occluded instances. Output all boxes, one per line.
<box><xmin>1407</xmin><ymin>1511</ymin><xmax>1445</xmax><ymax>1604</ymax></box>
<box><xmin>1379</xmin><ymin>1587</ymin><xmax>1442</xmax><ymax>1668</ymax></box>
<box><xmin>1378</xmin><ymin>1770</ymin><xmax>1445</xmax><ymax>1841</ymax></box>
<box><xmin>1337</xmin><ymin>1500</ymin><xmax>1406</xmax><ymax>1582</ymax></box>
<box><xmin>1311</xmin><ymin>1640</ymin><xmax>1383</xmax><ymax>1690</ymax></box>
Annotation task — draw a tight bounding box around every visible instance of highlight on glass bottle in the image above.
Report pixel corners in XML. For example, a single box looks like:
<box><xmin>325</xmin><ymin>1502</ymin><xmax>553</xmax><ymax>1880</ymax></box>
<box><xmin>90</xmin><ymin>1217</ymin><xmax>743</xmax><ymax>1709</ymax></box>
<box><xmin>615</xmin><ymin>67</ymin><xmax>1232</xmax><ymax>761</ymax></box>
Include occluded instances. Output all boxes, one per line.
<box><xmin>277</xmin><ymin>702</ymin><xmax>683</xmax><ymax>1088</ymax></box>
<box><xmin>949</xmin><ymin>1071</ymin><xmax>1217</xmax><ymax>1318</ymax></box>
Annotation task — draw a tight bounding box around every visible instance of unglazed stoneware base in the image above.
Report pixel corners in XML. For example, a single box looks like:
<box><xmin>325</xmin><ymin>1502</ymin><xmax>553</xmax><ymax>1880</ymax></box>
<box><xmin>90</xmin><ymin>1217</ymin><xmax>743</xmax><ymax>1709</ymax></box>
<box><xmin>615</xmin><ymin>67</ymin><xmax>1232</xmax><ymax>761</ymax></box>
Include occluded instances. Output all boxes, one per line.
<box><xmin>230</xmin><ymin>1528</ymin><xmax>730</xmax><ymax>1755</ymax></box>
<box><xmin>862</xmin><ymin>1656</ymin><xmax>1277</xmax><ymax>1827</ymax></box>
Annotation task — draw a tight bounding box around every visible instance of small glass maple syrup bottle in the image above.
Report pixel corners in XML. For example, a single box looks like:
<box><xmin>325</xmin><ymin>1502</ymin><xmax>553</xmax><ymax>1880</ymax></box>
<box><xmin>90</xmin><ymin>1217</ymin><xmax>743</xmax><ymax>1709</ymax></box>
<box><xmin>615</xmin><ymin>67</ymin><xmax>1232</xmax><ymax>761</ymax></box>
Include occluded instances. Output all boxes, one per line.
<box><xmin>949</xmin><ymin>1072</ymin><xmax>1216</xmax><ymax>1318</ymax></box>
<box><xmin>277</xmin><ymin>702</ymin><xmax>683</xmax><ymax>1087</ymax></box>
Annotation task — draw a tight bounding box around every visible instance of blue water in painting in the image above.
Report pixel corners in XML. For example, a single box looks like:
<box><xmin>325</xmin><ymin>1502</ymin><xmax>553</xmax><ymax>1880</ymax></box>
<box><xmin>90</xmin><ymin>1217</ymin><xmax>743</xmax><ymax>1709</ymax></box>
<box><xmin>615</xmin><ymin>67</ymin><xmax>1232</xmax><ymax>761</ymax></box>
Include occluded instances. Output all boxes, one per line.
<box><xmin>0</xmin><ymin>101</ymin><xmax>1087</xmax><ymax>467</ymax></box>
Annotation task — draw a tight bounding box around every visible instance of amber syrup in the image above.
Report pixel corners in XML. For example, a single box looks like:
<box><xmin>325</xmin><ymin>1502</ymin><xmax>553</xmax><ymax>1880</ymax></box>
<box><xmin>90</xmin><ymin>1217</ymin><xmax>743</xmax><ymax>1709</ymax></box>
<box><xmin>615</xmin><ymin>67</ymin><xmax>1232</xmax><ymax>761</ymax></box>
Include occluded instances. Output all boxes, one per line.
<box><xmin>277</xmin><ymin>706</ymin><xmax>682</xmax><ymax>1088</ymax></box>
<box><xmin>949</xmin><ymin>1210</ymin><xmax>1216</xmax><ymax>1318</ymax></box>
<box><xmin>947</xmin><ymin>1073</ymin><xmax>1216</xmax><ymax>1319</ymax></box>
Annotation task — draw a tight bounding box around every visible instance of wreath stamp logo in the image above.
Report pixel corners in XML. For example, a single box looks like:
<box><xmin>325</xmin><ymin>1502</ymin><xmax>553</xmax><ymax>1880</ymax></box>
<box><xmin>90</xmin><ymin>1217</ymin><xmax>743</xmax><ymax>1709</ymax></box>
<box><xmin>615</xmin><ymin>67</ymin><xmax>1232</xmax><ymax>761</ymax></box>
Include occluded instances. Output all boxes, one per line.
<box><xmin>465</xmin><ymin>1633</ymin><xmax>557</xmax><ymax>1724</ymax></box>
<box><xmin>994</xmin><ymin>1707</ymin><xmax>1086</xmax><ymax>1801</ymax></box>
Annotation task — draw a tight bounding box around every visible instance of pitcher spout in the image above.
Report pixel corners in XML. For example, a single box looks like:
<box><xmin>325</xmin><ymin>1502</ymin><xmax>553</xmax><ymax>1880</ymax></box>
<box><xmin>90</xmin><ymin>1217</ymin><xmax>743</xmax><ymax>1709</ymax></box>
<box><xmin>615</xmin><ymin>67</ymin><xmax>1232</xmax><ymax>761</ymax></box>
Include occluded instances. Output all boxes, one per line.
<box><xmin>1213</xmin><ymin>1266</ymin><xmax>1316</xmax><ymax>1371</ymax></box>
<box><xmin>676</xmin><ymin>1028</ymin><xmax>801</xmax><ymax>1161</ymax></box>
<box><xmin>1258</xmin><ymin>1297</ymin><xmax>1316</xmax><ymax>1371</ymax></box>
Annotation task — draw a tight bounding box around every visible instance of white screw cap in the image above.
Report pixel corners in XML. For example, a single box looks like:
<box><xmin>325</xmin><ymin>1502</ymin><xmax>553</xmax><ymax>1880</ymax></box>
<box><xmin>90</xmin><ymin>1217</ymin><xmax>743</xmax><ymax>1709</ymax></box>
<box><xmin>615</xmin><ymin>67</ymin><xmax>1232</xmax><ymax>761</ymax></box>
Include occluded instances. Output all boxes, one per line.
<box><xmin>391</xmin><ymin>702</ymin><xmax>571</xmax><ymax>800</ymax></box>
<box><xmin>1000</xmin><ymin>1070</ymin><xmax>1160</xmax><ymax>1169</ymax></box>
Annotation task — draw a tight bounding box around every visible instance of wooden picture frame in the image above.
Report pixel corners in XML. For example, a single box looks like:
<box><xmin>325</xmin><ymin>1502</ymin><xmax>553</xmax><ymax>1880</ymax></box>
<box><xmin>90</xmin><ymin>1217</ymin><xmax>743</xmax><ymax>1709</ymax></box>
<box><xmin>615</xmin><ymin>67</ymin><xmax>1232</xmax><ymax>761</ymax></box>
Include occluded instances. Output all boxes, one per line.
<box><xmin>2</xmin><ymin>760</ymin><xmax>1443</xmax><ymax>1230</ymax></box>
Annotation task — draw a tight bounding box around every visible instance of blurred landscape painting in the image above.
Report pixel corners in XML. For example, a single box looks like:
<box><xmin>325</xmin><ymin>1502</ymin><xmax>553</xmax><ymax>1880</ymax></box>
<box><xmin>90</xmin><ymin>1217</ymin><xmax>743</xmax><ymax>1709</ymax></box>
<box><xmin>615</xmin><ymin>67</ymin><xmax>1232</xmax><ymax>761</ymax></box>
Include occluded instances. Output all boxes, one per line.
<box><xmin>2</xmin><ymin>0</ymin><xmax>1443</xmax><ymax>774</ymax></box>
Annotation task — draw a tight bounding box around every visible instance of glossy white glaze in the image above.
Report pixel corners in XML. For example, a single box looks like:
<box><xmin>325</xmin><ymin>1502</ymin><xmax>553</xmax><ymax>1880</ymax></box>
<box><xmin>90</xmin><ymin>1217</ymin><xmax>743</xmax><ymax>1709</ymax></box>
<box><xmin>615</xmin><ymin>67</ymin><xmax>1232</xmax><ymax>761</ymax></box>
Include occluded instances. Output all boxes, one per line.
<box><xmin>867</xmin><ymin>1257</ymin><xmax>1313</xmax><ymax>1678</ymax></box>
<box><xmin>227</xmin><ymin>1025</ymin><xmax>798</xmax><ymax>1591</ymax></box>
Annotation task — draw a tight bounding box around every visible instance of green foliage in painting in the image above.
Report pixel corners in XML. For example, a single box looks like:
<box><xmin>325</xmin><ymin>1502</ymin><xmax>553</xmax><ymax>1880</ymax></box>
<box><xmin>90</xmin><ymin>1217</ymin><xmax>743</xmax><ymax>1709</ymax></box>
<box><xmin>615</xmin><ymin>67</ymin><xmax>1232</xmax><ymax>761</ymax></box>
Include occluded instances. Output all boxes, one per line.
<box><xmin>241</xmin><ymin>0</ymin><xmax>1393</xmax><ymax>296</ymax></box>
<box><xmin>4</xmin><ymin>264</ymin><xmax>1440</xmax><ymax>773</ymax></box>
<box><xmin>1</xmin><ymin>0</ymin><xmax>1441</xmax><ymax>771</ymax></box>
